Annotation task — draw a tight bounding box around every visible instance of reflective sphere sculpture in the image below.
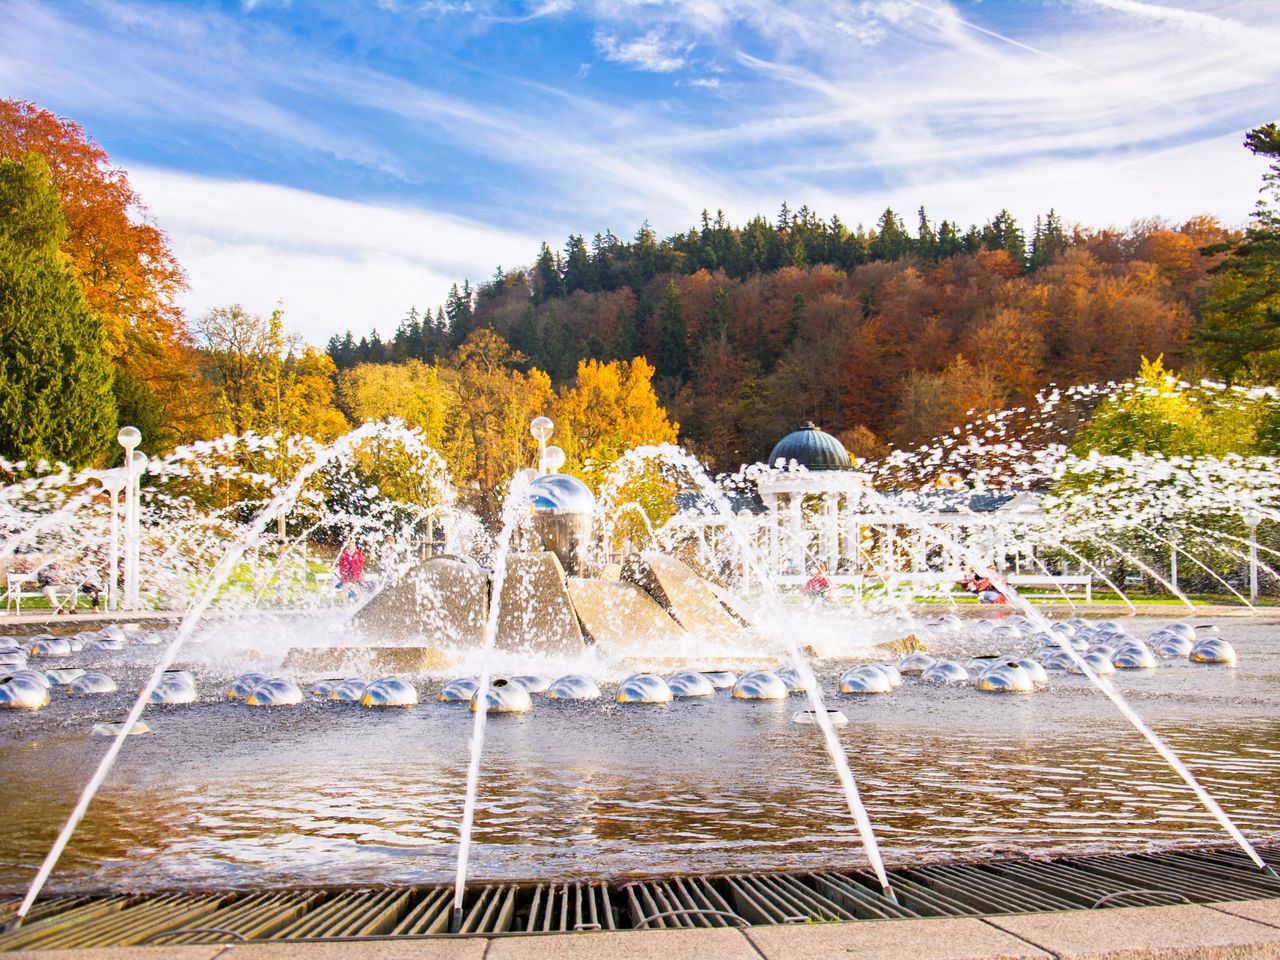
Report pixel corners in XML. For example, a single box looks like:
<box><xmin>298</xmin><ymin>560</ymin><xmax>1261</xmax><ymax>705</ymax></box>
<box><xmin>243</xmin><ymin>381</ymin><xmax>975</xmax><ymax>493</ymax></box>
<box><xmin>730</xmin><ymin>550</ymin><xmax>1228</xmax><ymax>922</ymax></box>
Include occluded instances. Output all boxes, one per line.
<box><xmin>792</xmin><ymin>710</ymin><xmax>848</xmax><ymax>726</ymax></box>
<box><xmin>897</xmin><ymin>653</ymin><xmax>936</xmax><ymax>676</ymax></box>
<box><xmin>509</xmin><ymin>675</ymin><xmax>552</xmax><ymax>694</ymax></box>
<box><xmin>45</xmin><ymin>668</ymin><xmax>85</xmax><ymax>685</ymax></box>
<box><xmin>1153</xmin><ymin>635</ymin><xmax>1193</xmax><ymax>658</ymax></box>
<box><xmin>100</xmin><ymin>625</ymin><xmax>128</xmax><ymax>644</ymax></box>
<box><xmin>27</xmin><ymin>636</ymin><xmax>72</xmax><ymax>658</ymax></box>
<box><xmin>0</xmin><ymin>637</ymin><xmax>17</xmax><ymax>651</ymax></box>
<box><xmin>68</xmin><ymin>672</ymin><xmax>117</xmax><ymax>695</ymax></box>
<box><xmin>774</xmin><ymin>666</ymin><xmax>807</xmax><ymax>693</ymax></box>
<box><xmin>226</xmin><ymin>672</ymin><xmax>271</xmax><ymax>700</ymax></box>
<box><xmin>700</xmin><ymin>671</ymin><xmax>737</xmax><ymax>689</ymax></box>
<box><xmin>246</xmin><ymin>678</ymin><xmax>304</xmax><ymax>707</ymax></box>
<box><xmin>7</xmin><ymin>668</ymin><xmax>50</xmax><ymax>689</ymax></box>
<box><xmin>1040</xmin><ymin>651</ymin><xmax>1074</xmax><ymax>670</ymax></box>
<box><xmin>839</xmin><ymin>666</ymin><xmax>893</xmax><ymax>695</ymax></box>
<box><xmin>149</xmin><ymin>672</ymin><xmax>198</xmax><ymax>705</ymax></box>
<box><xmin>438</xmin><ymin>678</ymin><xmax>480</xmax><ymax>702</ymax></box>
<box><xmin>1189</xmin><ymin>638</ymin><xmax>1237</xmax><ymax>665</ymax></box>
<box><xmin>0</xmin><ymin>674</ymin><xmax>51</xmax><ymax>710</ymax></box>
<box><xmin>667</xmin><ymin>671</ymin><xmax>716</xmax><ymax>698</ymax></box>
<box><xmin>473</xmin><ymin>679</ymin><xmax>534</xmax><ymax>713</ymax></box>
<box><xmin>732</xmin><ymin>671</ymin><xmax>789</xmax><ymax>700</ymax></box>
<box><xmin>1088</xmin><ymin>644</ymin><xmax>1117</xmax><ymax>660</ymax></box>
<box><xmin>1069</xmin><ymin>652</ymin><xmax>1116</xmax><ymax>676</ymax></box>
<box><xmin>91</xmin><ymin>720</ymin><xmax>150</xmax><ymax>737</ymax></box>
<box><xmin>310</xmin><ymin>679</ymin><xmax>344</xmax><ymax>698</ymax></box>
<box><xmin>976</xmin><ymin>661</ymin><xmax>1035</xmax><ymax>693</ymax></box>
<box><xmin>328</xmin><ymin>678</ymin><xmax>371</xmax><ymax>702</ymax></box>
<box><xmin>0</xmin><ymin>651</ymin><xmax>22</xmax><ymax>669</ymax></box>
<box><xmin>1112</xmin><ymin>644</ymin><xmax>1156</xmax><ymax>670</ymax></box>
<box><xmin>616</xmin><ymin>674</ymin><xmax>673</xmax><ymax>704</ymax></box>
<box><xmin>874</xmin><ymin>664</ymin><xmax>903</xmax><ymax>688</ymax></box>
<box><xmin>89</xmin><ymin>635</ymin><xmax>125</xmax><ymax>652</ymax></box>
<box><xmin>1164</xmin><ymin>622</ymin><xmax>1197</xmax><ymax>642</ymax></box>
<box><xmin>545</xmin><ymin>675</ymin><xmax>601</xmax><ymax>700</ymax></box>
<box><xmin>360</xmin><ymin>677</ymin><xmax>419</xmax><ymax>708</ymax></box>
<box><xmin>1014</xmin><ymin>659</ymin><xmax>1049</xmax><ymax>687</ymax></box>
<box><xmin>921</xmin><ymin>660</ymin><xmax>969</xmax><ymax>685</ymax></box>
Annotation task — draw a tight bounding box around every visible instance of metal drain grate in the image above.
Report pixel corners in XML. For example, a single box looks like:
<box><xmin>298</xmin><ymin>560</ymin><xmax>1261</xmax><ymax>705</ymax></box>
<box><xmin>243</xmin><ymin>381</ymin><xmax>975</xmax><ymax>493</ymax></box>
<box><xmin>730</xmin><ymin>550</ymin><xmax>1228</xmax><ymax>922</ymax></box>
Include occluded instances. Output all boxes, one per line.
<box><xmin>1</xmin><ymin>844</ymin><xmax>1277</xmax><ymax>950</ymax></box>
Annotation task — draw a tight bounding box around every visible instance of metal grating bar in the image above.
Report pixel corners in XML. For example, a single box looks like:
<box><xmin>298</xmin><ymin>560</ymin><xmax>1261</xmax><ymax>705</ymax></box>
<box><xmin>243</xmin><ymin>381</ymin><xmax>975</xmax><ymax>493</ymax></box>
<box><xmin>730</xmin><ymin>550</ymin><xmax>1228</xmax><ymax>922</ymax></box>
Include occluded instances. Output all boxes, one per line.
<box><xmin>4</xmin><ymin>843</ymin><xmax>1280</xmax><ymax>949</ymax></box>
<box><xmin>0</xmin><ymin>894</ymin><xmax>225</xmax><ymax>950</ymax></box>
<box><xmin>906</xmin><ymin>862</ymin><xmax>1082</xmax><ymax>914</ymax></box>
<box><xmin>389</xmin><ymin>887</ymin><xmax>452</xmax><ymax>936</ymax></box>
<box><xmin>156</xmin><ymin>892</ymin><xmax>322</xmax><ymax>944</ymax></box>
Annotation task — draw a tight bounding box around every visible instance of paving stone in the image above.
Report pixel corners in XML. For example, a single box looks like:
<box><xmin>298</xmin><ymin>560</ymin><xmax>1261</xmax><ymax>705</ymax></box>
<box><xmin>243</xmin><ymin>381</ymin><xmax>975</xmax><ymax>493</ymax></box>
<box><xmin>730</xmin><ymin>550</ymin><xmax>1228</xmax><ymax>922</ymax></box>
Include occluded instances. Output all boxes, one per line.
<box><xmin>218</xmin><ymin>939</ymin><xmax>487</xmax><ymax>959</ymax></box>
<box><xmin>1209</xmin><ymin>898</ymin><xmax>1280</xmax><ymax>930</ymax></box>
<box><xmin>745</xmin><ymin>917</ymin><xmax>1050</xmax><ymax>959</ymax></box>
<box><xmin>21</xmin><ymin>947</ymin><xmax>225</xmax><ymax>960</ymax></box>
<box><xmin>485</xmin><ymin>927</ymin><xmax>758</xmax><ymax>960</ymax></box>
<box><xmin>988</xmin><ymin>903</ymin><xmax>1280</xmax><ymax>959</ymax></box>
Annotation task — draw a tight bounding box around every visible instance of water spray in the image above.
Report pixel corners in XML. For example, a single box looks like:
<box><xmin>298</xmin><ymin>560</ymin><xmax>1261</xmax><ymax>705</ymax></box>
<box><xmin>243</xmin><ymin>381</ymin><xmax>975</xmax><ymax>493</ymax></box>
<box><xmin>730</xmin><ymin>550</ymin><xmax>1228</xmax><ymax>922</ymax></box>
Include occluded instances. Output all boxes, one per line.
<box><xmin>861</xmin><ymin>487</ymin><xmax>1276</xmax><ymax>877</ymax></box>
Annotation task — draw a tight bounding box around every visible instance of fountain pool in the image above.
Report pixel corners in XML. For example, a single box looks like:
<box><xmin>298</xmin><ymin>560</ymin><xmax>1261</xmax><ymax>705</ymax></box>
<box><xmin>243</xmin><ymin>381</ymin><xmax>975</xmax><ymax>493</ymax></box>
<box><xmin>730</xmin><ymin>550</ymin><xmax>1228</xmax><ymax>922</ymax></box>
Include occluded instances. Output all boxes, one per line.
<box><xmin>0</xmin><ymin>613</ymin><xmax>1276</xmax><ymax>896</ymax></box>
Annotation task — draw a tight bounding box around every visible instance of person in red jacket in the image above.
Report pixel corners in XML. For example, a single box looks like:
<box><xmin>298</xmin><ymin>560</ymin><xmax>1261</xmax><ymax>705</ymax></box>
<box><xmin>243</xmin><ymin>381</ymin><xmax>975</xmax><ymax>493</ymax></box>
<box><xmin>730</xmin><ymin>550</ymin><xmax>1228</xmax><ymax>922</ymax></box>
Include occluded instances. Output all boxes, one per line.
<box><xmin>336</xmin><ymin>538</ymin><xmax>364</xmax><ymax>601</ymax></box>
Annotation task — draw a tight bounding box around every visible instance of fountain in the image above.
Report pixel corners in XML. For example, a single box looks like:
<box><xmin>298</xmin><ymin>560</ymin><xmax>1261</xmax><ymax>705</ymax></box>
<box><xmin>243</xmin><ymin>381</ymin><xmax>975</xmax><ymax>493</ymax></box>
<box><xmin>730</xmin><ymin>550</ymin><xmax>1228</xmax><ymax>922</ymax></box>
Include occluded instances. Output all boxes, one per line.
<box><xmin>0</xmin><ymin>395</ymin><xmax>1278</xmax><ymax>946</ymax></box>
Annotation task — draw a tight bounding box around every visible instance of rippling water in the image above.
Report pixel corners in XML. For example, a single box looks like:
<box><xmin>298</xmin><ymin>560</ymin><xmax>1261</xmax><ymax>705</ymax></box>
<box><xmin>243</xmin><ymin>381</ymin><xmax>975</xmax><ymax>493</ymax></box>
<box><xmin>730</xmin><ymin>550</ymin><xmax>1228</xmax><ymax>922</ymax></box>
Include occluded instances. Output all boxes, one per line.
<box><xmin>1</xmin><ymin>615</ymin><xmax>1278</xmax><ymax>893</ymax></box>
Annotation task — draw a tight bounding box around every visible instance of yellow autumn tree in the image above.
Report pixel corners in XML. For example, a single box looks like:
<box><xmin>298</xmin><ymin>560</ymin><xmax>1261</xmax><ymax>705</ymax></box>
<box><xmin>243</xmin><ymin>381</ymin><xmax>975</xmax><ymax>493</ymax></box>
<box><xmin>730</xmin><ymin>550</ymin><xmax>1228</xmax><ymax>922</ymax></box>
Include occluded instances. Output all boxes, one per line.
<box><xmin>552</xmin><ymin>356</ymin><xmax>679</xmax><ymax>491</ymax></box>
<box><xmin>439</xmin><ymin>329</ymin><xmax>555</xmax><ymax>518</ymax></box>
<box><xmin>337</xmin><ymin>359</ymin><xmax>453</xmax><ymax>447</ymax></box>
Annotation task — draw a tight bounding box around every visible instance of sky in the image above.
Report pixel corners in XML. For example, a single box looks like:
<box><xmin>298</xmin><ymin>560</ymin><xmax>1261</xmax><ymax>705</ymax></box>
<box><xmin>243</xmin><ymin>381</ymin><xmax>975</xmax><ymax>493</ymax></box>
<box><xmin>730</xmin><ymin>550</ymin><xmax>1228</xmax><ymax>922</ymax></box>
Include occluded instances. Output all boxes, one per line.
<box><xmin>3</xmin><ymin>0</ymin><xmax>1279</xmax><ymax>346</ymax></box>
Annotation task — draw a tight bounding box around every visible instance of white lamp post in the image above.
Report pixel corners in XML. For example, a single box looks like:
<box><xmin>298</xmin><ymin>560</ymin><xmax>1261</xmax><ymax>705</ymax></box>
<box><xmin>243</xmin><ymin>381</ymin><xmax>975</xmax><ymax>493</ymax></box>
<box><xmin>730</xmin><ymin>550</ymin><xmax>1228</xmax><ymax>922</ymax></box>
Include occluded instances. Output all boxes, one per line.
<box><xmin>530</xmin><ymin>417</ymin><xmax>553</xmax><ymax>475</ymax></box>
<box><xmin>116</xmin><ymin>427</ymin><xmax>142</xmax><ymax>610</ymax></box>
<box><xmin>99</xmin><ymin>468</ymin><xmax>127</xmax><ymax>611</ymax></box>
<box><xmin>542</xmin><ymin>444</ymin><xmax>565</xmax><ymax>475</ymax></box>
<box><xmin>1244</xmin><ymin>510</ymin><xmax>1263</xmax><ymax>604</ymax></box>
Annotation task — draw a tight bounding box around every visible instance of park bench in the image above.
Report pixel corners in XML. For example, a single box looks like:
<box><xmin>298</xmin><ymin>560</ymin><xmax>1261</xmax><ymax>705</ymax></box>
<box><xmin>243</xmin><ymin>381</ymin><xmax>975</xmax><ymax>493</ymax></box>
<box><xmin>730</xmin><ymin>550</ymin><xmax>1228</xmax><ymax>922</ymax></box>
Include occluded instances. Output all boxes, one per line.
<box><xmin>2</xmin><ymin>573</ymin><xmax>82</xmax><ymax>614</ymax></box>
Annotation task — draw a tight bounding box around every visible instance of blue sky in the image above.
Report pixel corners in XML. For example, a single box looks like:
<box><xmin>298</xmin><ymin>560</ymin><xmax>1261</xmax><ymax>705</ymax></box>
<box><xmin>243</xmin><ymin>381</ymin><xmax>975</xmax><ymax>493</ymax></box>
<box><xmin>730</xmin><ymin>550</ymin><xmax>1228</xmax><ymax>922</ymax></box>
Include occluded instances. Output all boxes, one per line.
<box><xmin>3</xmin><ymin>0</ymin><xmax>1278</xmax><ymax>344</ymax></box>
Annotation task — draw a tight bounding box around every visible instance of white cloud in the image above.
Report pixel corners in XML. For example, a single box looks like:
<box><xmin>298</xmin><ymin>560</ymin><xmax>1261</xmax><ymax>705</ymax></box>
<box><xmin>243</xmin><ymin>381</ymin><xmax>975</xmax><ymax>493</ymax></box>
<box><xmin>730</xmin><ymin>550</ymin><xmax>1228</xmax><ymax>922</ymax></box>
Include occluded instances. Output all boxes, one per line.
<box><xmin>128</xmin><ymin>168</ymin><xmax>544</xmax><ymax>345</ymax></box>
<box><xmin>593</xmin><ymin>29</ymin><xmax>688</xmax><ymax>72</ymax></box>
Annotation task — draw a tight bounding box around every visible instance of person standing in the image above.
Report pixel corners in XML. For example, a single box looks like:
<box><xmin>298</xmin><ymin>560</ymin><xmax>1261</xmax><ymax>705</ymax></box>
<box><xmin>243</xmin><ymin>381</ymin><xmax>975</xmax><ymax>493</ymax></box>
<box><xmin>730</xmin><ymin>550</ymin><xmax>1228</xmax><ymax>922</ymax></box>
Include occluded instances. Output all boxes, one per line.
<box><xmin>336</xmin><ymin>538</ymin><xmax>364</xmax><ymax>601</ymax></box>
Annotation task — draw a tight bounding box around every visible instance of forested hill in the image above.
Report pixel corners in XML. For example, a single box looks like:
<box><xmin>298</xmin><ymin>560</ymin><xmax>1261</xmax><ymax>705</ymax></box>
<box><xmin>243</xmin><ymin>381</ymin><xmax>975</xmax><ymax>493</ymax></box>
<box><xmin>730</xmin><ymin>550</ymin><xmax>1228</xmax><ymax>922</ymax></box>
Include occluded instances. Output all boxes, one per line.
<box><xmin>326</xmin><ymin>205</ymin><xmax>1233</xmax><ymax>473</ymax></box>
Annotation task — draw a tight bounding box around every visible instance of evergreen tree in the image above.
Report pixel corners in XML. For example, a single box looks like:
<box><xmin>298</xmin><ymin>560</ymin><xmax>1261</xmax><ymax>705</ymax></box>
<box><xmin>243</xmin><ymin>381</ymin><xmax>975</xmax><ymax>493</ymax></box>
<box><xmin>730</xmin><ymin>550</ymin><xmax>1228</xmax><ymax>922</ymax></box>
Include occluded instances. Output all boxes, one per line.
<box><xmin>563</xmin><ymin>234</ymin><xmax>596</xmax><ymax>293</ymax></box>
<box><xmin>936</xmin><ymin>219</ymin><xmax>963</xmax><ymax>258</ymax></box>
<box><xmin>870</xmin><ymin>207</ymin><xmax>910</xmax><ymax>260</ymax></box>
<box><xmin>0</xmin><ymin>155</ymin><xmax>115</xmax><ymax>466</ymax></box>
<box><xmin>534</xmin><ymin>242</ymin><xmax>563</xmax><ymax>302</ymax></box>
<box><xmin>1194</xmin><ymin>123</ymin><xmax>1280</xmax><ymax>382</ymax></box>
<box><xmin>1030</xmin><ymin>209</ymin><xmax>1067</xmax><ymax>269</ymax></box>
<box><xmin>610</xmin><ymin>304</ymin><xmax>637</xmax><ymax>360</ymax></box>
<box><xmin>983</xmin><ymin>209</ymin><xmax>1027</xmax><ymax>267</ymax></box>
<box><xmin>709</xmin><ymin>286</ymin><xmax>732</xmax><ymax>344</ymax></box>
<box><xmin>631</xmin><ymin>221</ymin><xmax>658</xmax><ymax>288</ymax></box>
<box><xmin>917</xmin><ymin>206</ymin><xmax>937</xmax><ymax>260</ymax></box>
<box><xmin>509</xmin><ymin>305</ymin><xmax>540</xmax><ymax>360</ymax></box>
<box><xmin>657</xmin><ymin>281</ymin><xmax>688</xmax><ymax>380</ymax></box>
<box><xmin>445</xmin><ymin>282</ymin><xmax>474</xmax><ymax>348</ymax></box>
<box><xmin>785</xmin><ymin>292</ymin><xmax>805</xmax><ymax>347</ymax></box>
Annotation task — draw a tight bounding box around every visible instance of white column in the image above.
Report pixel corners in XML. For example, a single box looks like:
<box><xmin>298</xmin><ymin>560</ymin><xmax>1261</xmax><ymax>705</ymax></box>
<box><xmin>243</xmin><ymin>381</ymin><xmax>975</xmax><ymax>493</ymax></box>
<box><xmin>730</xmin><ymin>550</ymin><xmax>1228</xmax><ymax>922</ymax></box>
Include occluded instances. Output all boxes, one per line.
<box><xmin>823</xmin><ymin>494</ymin><xmax>838</xmax><ymax>570</ymax></box>
<box><xmin>789</xmin><ymin>493</ymin><xmax>804</xmax><ymax>572</ymax></box>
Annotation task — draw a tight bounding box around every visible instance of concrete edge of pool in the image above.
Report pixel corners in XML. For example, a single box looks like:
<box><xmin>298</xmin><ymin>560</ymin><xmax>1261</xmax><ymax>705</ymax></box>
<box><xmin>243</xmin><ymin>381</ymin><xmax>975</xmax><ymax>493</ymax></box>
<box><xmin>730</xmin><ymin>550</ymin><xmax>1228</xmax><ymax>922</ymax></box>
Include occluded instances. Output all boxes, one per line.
<box><xmin>5</xmin><ymin>900</ymin><xmax>1280</xmax><ymax>959</ymax></box>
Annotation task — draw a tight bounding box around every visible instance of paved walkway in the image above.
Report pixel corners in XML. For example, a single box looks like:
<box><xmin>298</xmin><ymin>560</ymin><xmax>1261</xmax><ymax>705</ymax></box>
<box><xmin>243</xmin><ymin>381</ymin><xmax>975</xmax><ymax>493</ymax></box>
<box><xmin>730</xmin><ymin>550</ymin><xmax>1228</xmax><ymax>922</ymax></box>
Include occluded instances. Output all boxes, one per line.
<box><xmin>13</xmin><ymin>900</ymin><xmax>1280</xmax><ymax>958</ymax></box>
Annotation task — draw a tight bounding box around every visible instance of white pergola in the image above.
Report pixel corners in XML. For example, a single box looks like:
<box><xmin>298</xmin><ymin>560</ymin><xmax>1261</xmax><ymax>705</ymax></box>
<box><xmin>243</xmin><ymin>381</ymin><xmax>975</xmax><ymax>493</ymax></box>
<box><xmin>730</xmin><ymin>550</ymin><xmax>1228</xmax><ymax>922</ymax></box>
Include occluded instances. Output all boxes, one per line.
<box><xmin>755</xmin><ymin>469</ymin><xmax>867</xmax><ymax>574</ymax></box>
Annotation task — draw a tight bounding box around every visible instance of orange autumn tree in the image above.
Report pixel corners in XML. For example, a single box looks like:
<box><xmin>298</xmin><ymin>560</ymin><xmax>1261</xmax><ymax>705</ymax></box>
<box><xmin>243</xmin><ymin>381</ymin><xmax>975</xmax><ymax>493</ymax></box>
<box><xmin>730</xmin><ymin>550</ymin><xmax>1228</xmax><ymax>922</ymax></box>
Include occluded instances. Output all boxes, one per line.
<box><xmin>0</xmin><ymin>99</ymin><xmax>214</xmax><ymax>448</ymax></box>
